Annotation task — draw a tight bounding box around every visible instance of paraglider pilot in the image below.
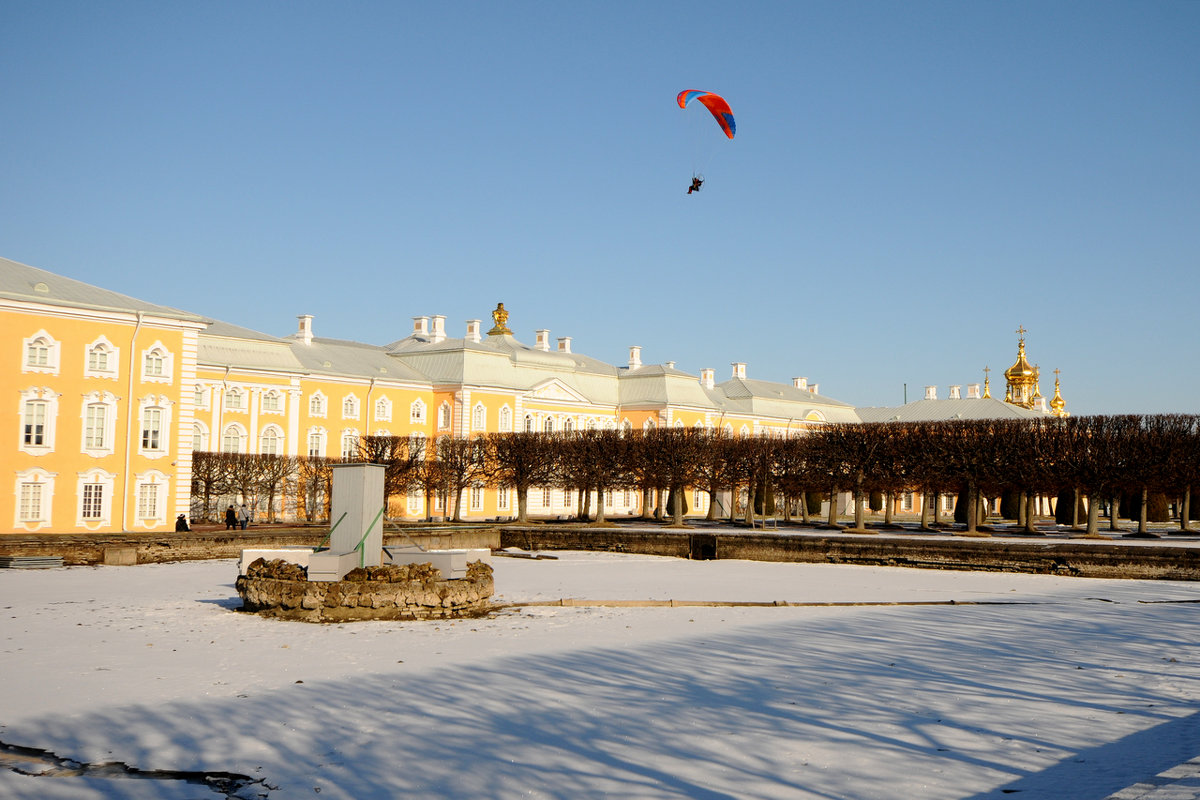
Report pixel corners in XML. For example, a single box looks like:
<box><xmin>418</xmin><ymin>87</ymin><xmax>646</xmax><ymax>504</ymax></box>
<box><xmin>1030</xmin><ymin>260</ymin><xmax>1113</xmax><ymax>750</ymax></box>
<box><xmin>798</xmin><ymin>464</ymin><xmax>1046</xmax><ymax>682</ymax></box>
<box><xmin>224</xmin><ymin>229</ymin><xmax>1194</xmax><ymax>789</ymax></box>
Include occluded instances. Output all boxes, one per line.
<box><xmin>687</xmin><ymin>176</ymin><xmax>703</xmax><ymax>195</ymax></box>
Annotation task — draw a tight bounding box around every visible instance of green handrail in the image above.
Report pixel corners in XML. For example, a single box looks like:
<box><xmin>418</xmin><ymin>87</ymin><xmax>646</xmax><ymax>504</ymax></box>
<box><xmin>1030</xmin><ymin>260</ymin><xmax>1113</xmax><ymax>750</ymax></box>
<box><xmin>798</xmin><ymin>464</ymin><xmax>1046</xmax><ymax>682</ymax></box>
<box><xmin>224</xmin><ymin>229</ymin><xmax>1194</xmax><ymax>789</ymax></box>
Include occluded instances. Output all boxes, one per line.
<box><xmin>318</xmin><ymin>511</ymin><xmax>348</xmax><ymax>550</ymax></box>
<box><xmin>355</xmin><ymin>506</ymin><xmax>388</xmax><ymax>568</ymax></box>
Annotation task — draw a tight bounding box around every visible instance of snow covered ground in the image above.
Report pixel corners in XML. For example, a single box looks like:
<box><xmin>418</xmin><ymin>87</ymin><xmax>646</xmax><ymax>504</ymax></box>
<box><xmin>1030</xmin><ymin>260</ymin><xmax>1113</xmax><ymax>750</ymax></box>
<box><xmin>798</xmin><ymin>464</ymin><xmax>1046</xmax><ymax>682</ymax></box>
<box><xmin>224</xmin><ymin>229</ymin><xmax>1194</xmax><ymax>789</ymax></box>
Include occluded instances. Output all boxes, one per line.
<box><xmin>2</xmin><ymin>551</ymin><xmax>1199</xmax><ymax>799</ymax></box>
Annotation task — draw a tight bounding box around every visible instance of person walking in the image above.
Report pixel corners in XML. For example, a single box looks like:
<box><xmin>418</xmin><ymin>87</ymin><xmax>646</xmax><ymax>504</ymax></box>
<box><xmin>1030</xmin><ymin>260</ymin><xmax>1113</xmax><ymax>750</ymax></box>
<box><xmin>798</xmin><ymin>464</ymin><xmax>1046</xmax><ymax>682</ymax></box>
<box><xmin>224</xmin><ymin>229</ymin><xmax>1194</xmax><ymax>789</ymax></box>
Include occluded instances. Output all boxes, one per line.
<box><xmin>225</xmin><ymin>505</ymin><xmax>237</xmax><ymax>530</ymax></box>
<box><xmin>237</xmin><ymin>504</ymin><xmax>250</xmax><ymax>530</ymax></box>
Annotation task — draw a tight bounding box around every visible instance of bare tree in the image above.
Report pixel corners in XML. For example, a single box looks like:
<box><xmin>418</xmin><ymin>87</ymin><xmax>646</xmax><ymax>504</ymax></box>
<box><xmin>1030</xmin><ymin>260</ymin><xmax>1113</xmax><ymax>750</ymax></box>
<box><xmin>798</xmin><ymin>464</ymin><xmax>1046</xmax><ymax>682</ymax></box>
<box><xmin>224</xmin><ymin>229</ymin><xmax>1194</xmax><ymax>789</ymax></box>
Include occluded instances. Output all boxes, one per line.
<box><xmin>482</xmin><ymin>432</ymin><xmax>561</xmax><ymax>524</ymax></box>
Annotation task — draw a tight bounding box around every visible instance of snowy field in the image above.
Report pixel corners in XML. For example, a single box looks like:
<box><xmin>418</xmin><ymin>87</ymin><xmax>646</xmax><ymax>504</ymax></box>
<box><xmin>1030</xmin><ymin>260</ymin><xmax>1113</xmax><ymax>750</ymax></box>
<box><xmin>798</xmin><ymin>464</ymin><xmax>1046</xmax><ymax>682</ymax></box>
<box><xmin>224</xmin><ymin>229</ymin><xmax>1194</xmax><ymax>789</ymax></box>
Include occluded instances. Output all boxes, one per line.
<box><xmin>2</xmin><ymin>551</ymin><xmax>1199</xmax><ymax>799</ymax></box>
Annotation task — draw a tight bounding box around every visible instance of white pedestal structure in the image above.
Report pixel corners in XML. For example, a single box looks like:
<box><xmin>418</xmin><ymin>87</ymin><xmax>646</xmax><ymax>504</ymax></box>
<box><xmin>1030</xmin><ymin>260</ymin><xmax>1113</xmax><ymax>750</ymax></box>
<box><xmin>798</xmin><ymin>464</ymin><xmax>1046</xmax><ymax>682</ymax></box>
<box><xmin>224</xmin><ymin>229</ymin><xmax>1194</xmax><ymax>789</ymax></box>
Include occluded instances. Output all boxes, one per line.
<box><xmin>308</xmin><ymin>462</ymin><xmax>387</xmax><ymax>582</ymax></box>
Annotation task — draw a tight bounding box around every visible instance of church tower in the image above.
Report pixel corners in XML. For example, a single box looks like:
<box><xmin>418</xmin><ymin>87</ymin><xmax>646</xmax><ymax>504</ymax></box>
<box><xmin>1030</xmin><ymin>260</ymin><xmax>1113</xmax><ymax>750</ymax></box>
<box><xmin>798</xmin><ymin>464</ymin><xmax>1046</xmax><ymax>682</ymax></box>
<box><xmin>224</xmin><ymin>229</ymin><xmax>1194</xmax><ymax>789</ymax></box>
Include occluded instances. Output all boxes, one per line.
<box><xmin>1003</xmin><ymin>326</ymin><xmax>1067</xmax><ymax>416</ymax></box>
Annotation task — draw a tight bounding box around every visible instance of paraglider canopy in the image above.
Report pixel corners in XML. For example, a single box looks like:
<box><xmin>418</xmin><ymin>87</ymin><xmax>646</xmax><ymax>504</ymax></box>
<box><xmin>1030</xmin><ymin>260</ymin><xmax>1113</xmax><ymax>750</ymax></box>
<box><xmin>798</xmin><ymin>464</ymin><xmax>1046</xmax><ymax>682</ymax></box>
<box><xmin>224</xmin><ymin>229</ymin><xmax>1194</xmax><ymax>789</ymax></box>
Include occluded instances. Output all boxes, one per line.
<box><xmin>676</xmin><ymin>90</ymin><xmax>735</xmax><ymax>139</ymax></box>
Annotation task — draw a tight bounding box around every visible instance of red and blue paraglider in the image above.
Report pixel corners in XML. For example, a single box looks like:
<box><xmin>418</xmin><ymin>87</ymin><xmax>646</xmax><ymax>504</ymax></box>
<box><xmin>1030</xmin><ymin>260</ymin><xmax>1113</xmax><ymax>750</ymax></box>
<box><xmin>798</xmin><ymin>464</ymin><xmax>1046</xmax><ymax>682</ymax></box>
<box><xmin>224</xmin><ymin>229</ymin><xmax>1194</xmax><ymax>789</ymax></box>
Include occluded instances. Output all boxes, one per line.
<box><xmin>677</xmin><ymin>90</ymin><xmax>734</xmax><ymax>194</ymax></box>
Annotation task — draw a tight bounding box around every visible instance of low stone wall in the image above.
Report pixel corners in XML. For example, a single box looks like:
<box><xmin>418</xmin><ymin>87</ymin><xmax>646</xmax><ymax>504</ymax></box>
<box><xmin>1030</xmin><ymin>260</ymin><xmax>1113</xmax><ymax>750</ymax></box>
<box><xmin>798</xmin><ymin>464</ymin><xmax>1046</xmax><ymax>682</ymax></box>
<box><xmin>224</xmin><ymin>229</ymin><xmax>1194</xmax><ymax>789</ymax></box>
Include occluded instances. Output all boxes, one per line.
<box><xmin>500</xmin><ymin>527</ymin><xmax>1200</xmax><ymax>581</ymax></box>
<box><xmin>0</xmin><ymin>526</ymin><xmax>502</xmax><ymax>566</ymax></box>
<box><xmin>235</xmin><ymin>558</ymin><xmax>495</xmax><ymax>622</ymax></box>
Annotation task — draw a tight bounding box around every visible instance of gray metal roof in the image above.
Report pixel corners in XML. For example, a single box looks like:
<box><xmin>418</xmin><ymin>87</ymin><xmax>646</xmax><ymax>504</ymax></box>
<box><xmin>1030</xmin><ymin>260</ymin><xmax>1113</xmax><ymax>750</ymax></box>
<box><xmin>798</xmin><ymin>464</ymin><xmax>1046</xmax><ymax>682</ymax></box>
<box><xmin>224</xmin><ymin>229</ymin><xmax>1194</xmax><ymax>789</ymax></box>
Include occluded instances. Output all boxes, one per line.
<box><xmin>0</xmin><ymin>256</ymin><xmax>208</xmax><ymax>322</ymax></box>
<box><xmin>855</xmin><ymin>397</ymin><xmax>1049</xmax><ymax>423</ymax></box>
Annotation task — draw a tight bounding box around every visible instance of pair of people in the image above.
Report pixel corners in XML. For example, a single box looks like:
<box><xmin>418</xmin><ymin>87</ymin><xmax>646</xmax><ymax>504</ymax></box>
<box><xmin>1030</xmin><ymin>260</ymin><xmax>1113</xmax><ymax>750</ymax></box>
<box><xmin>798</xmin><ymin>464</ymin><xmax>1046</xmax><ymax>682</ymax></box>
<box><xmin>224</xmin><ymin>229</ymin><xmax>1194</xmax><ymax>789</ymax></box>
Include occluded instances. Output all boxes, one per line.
<box><xmin>224</xmin><ymin>504</ymin><xmax>251</xmax><ymax>530</ymax></box>
<box><xmin>687</xmin><ymin>176</ymin><xmax>703</xmax><ymax>194</ymax></box>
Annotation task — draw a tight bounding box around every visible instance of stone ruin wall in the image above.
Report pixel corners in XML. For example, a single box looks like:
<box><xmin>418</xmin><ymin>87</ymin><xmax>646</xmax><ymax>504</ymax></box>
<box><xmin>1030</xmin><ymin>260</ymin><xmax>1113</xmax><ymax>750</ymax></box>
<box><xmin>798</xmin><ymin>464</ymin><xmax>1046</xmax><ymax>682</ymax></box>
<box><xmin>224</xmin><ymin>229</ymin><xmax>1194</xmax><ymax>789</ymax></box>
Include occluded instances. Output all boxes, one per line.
<box><xmin>235</xmin><ymin>558</ymin><xmax>495</xmax><ymax>622</ymax></box>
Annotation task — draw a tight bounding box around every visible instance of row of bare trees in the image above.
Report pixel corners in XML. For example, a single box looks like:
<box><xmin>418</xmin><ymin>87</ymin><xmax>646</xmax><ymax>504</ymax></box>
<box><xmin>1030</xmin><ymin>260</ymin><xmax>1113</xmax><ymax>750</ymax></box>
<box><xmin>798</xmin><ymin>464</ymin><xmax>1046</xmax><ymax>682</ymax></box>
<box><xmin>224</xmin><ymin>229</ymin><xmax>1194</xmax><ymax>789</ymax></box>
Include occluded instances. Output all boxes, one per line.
<box><xmin>190</xmin><ymin>415</ymin><xmax>1200</xmax><ymax>532</ymax></box>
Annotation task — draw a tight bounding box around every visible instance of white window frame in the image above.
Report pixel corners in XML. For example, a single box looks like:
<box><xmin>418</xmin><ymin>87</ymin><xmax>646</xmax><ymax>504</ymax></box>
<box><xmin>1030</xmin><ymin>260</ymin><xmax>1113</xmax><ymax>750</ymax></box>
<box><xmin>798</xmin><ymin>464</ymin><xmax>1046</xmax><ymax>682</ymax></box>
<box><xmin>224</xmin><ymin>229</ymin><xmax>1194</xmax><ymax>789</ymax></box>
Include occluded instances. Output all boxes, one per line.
<box><xmin>84</xmin><ymin>336</ymin><xmax>119</xmax><ymax>379</ymax></box>
<box><xmin>221</xmin><ymin>423</ymin><xmax>247</xmax><ymax>454</ymax></box>
<box><xmin>194</xmin><ymin>384</ymin><xmax>210</xmax><ymax>410</ymax></box>
<box><xmin>309</xmin><ymin>391</ymin><xmax>327</xmax><ymax>418</ymax></box>
<box><xmin>498</xmin><ymin>405</ymin><xmax>512</xmax><ymax>432</ymax></box>
<box><xmin>22</xmin><ymin>330</ymin><xmax>60</xmax><ymax>375</ymax></box>
<box><xmin>137</xmin><ymin>396</ymin><xmax>171</xmax><ymax>458</ymax></box>
<box><xmin>76</xmin><ymin>469</ymin><xmax>116</xmax><ymax>528</ymax></box>
<box><xmin>261</xmin><ymin>389</ymin><xmax>283</xmax><ymax>414</ymax></box>
<box><xmin>81</xmin><ymin>391</ymin><xmax>119</xmax><ymax>457</ymax></box>
<box><xmin>470</xmin><ymin>484</ymin><xmax>484</xmax><ymax>511</ymax></box>
<box><xmin>472</xmin><ymin>403</ymin><xmax>486</xmax><ymax>431</ymax></box>
<box><xmin>437</xmin><ymin>402</ymin><xmax>451</xmax><ymax>430</ymax></box>
<box><xmin>498</xmin><ymin>487</ymin><xmax>509</xmax><ymax>511</ymax></box>
<box><xmin>133</xmin><ymin>471</ymin><xmax>169</xmax><ymax>529</ymax></box>
<box><xmin>260</xmin><ymin>425</ymin><xmax>283</xmax><ymax>455</ymax></box>
<box><xmin>140</xmin><ymin>341</ymin><xmax>173</xmax><ymax>384</ymax></box>
<box><xmin>14</xmin><ymin>468</ymin><xmax>55</xmax><ymax>530</ymax></box>
<box><xmin>192</xmin><ymin>421</ymin><xmax>209</xmax><ymax>452</ymax></box>
<box><xmin>19</xmin><ymin>388</ymin><xmax>58</xmax><ymax>455</ymax></box>
<box><xmin>410</xmin><ymin>399</ymin><xmax>426</xmax><ymax>424</ymax></box>
<box><xmin>307</xmin><ymin>427</ymin><xmax>327</xmax><ymax>458</ymax></box>
<box><xmin>224</xmin><ymin>387</ymin><xmax>245</xmax><ymax>412</ymax></box>
<box><xmin>374</xmin><ymin>396</ymin><xmax>392</xmax><ymax>422</ymax></box>
<box><xmin>341</xmin><ymin>430</ymin><xmax>359</xmax><ymax>460</ymax></box>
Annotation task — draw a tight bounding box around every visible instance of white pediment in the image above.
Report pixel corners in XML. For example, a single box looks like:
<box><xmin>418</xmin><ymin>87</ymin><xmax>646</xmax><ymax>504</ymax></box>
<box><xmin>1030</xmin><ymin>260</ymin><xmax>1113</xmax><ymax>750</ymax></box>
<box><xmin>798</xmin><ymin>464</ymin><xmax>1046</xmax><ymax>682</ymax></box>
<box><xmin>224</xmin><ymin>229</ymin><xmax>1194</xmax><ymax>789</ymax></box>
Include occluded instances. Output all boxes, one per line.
<box><xmin>525</xmin><ymin>378</ymin><xmax>589</xmax><ymax>404</ymax></box>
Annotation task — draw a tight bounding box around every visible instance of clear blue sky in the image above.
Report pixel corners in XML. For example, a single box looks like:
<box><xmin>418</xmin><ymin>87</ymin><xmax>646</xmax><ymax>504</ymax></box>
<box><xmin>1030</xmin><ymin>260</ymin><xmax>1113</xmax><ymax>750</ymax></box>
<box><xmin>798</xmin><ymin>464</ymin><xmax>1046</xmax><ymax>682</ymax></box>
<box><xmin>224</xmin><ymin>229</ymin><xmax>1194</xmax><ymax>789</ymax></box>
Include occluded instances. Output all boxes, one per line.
<box><xmin>3</xmin><ymin>1</ymin><xmax>1197</xmax><ymax>415</ymax></box>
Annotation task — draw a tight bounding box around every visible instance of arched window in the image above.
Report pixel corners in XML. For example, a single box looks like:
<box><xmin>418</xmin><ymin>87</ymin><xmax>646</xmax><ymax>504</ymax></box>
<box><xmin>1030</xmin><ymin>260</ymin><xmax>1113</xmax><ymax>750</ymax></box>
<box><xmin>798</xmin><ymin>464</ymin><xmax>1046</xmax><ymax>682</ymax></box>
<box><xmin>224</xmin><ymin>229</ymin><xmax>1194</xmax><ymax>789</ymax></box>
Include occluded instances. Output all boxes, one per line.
<box><xmin>341</xmin><ymin>431</ymin><xmax>358</xmax><ymax>460</ymax></box>
<box><xmin>563</xmin><ymin>418</ymin><xmax>574</xmax><ymax>432</ymax></box>
<box><xmin>543</xmin><ymin>417</ymin><xmax>554</xmax><ymax>433</ymax></box>
<box><xmin>85</xmin><ymin>337</ymin><xmax>118</xmax><ymax>376</ymax></box>
<box><xmin>224</xmin><ymin>387</ymin><xmax>245</xmax><ymax>411</ymax></box>
<box><xmin>472</xmin><ymin>403</ymin><xmax>486</xmax><ymax>431</ymax></box>
<box><xmin>261</xmin><ymin>390</ymin><xmax>282</xmax><ymax>413</ymax></box>
<box><xmin>524</xmin><ymin>415</ymin><xmax>534</xmax><ymax>432</ymax></box>
<box><xmin>307</xmin><ymin>429</ymin><xmax>326</xmax><ymax>458</ymax></box>
<box><xmin>498</xmin><ymin>405</ymin><xmax>512</xmax><ymax>432</ymax></box>
<box><xmin>221</xmin><ymin>424</ymin><xmax>246</xmax><ymax>453</ymax></box>
<box><xmin>375</xmin><ymin>396</ymin><xmax>392</xmax><ymax>422</ymax></box>
<box><xmin>141</xmin><ymin>342</ymin><xmax>173</xmax><ymax>382</ymax></box>
<box><xmin>260</xmin><ymin>426</ymin><xmax>281</xmax><ymax>455</ymax></box>
<box><xmin>410</xmin><ymin>399</ymin><xmax>426</xmax><ymax>424</ymax></box>
<box><xmin>342</xmin><ymin>395</ymin><xmax>359</xmax><ymax>419</ymax></box>
<box><xmin>438</xmin><ymin>402</ymin><xmax>451</xmax><ymax>429</ymax></box>
<box><xmin>309</xmin><ymin>392</ymin><xmax>326</xmax><ymax>417</ymax></box>
<box><xmin>192</xmin><ymin>421</ymin><xmax>208</xmax><ymax>451</ymax></box>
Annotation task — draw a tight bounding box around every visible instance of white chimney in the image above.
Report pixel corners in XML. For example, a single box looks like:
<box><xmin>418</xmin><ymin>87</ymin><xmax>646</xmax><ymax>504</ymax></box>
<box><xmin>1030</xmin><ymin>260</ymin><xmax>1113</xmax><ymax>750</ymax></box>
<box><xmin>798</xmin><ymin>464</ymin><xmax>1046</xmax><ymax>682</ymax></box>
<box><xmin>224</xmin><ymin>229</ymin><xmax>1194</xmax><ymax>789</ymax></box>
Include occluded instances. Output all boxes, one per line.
<box><xmin>628</xmin><ymin>346</ymin><xmax>642</xmax><ymax>369</ymax></box>
<box><xmin>793</xmin><ymin>377</ymin><xmax>808</xmax><ymax>390</ymax></box>
<box><xmin>412</xmin><ymin>316</ymin><xmax>429</xmax><ymax>337</ymax></box>
<box><xmin>732</xmin><ymin>362</ymin><xmax>746</xmax><ymax>380</ymax></box>
<box><xmin>535</xmin><ymin>329</ymin><xmax>550</xmax><ymax>351</ymax></box>
<box><xmin>700</xmin><ymin>368</ymin><xmax>715</xmax><ymax>389</ymax></box>
<box><xmin>557</xmin><ymin>336</ymin><xmax>572</xmax><ymax>353</ymax></box>
<box><xmin>296</xmin><ymin>314</ymin><xmax>314</xmax><ymax>346</ymax></box>
<box><xmin>925</xmin><ymin>385</ymin><xmax>938</xmax><ymax>400</ymax></box>
<box><xmin>665</xmin><ymin>361</ymin><xmax>675</xmax><ymax>369</ymax></box>
<box><xmin>949</xmin><ymin>385</ymin><xmax>962</xmax><ymax>400</ymax></box>
<box><xmin>967</xmin><ymin>383</ymin><xmax>981</xmax><ymax>399</ymax></box>
<box><xmin>465</xmin><ymin>319</ymin><xmax>481</xmax><ymax>344</ymax></box>
<box><xmin>431</xmin><ymin>315</ymin><xmax>446</xmax><ymax>344</ymax></box>
<box><xmin>808</xmin><ymin>383</ymin><xmax>819</xmax><ymax>395</ymax></box>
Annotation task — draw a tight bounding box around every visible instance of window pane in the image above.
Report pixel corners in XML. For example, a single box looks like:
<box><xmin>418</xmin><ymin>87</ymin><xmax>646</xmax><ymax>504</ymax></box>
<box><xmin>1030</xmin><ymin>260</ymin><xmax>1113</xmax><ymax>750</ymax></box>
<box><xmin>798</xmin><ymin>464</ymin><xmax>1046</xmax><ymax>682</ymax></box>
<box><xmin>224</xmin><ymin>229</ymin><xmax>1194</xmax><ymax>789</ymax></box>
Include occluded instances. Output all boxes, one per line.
<box><xmin>82</xmin><ymin>484</ymin><xmax>104</xmax><ymax>519</ymax></box>
<box><xmin>86</xmin><ymin>405</ymin><xmax>107</xmax><ymax>449</ymax></box>
<box><xmin>23</xmin><ymin>401</ymin><xmax>47</xmax><ymax>446</ymax></box>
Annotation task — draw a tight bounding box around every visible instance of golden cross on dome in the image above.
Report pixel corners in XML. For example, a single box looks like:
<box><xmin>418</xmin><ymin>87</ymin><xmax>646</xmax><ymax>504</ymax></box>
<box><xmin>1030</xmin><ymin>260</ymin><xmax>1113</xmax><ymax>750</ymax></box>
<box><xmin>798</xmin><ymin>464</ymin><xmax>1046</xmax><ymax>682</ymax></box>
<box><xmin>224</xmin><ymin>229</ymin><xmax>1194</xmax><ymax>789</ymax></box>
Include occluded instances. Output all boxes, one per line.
<box><xmin>1015</xmin><ymin>325</ymin><xmax>1027</xmax><ymax>339</ymax></box>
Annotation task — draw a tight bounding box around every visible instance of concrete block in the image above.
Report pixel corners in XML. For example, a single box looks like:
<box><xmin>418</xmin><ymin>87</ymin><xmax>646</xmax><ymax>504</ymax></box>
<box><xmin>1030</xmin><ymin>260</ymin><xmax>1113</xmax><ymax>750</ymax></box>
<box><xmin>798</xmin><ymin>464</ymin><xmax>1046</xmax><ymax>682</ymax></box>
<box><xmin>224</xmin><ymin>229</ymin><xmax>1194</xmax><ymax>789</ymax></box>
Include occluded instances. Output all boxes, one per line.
<box><xmin>103</xmin><ymin>547</ymin><xmax>137</xmax><ymax>566</ymax></box>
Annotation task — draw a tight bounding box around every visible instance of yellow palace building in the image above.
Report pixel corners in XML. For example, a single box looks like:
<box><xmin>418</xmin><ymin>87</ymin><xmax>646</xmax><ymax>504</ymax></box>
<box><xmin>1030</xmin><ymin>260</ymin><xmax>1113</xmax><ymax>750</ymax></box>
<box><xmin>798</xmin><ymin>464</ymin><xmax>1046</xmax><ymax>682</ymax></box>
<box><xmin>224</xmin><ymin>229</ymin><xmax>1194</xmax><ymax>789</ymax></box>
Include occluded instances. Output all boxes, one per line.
<box><xmin>4</xmin><ymin>257</ymin><xmax>862</xmax><ymax>533</ymax></box>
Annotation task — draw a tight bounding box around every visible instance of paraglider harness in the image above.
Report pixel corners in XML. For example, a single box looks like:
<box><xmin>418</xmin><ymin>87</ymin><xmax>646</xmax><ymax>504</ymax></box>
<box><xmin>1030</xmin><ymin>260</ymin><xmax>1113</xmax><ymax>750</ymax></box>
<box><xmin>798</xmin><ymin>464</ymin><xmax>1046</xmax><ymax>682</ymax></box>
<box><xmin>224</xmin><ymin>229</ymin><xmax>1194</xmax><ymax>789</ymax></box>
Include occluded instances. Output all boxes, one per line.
<box><xmin>687</xmin><ymin>175</ymin><xmax>704</xmax><ymax>195</ymax></box>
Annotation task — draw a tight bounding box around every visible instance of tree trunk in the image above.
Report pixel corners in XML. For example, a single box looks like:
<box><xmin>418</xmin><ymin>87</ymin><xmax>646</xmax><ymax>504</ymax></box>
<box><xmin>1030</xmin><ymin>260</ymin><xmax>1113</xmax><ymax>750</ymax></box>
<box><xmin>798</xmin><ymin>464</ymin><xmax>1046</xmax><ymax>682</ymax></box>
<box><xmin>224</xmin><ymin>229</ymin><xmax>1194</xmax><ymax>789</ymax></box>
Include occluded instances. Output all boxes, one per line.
<box><xmin>1138</xmin><ymin>487</ymin><xmax>1149</xmax><ymax>534</ymax></box>
<box><xmin>1109</xmin><ymin>493</ymin><xmax>1121</xmax><ymax>532</ymax></box>
<box><xmin>827</xmin><ymin>485</ymin><xmax>839</xmax><ymax>527</ymax></box>
<box><xmin>1087</xmin><ymin>493</ymin><xmax>1100</xmax><ymax>535</ymax></box>
<box><xmin>1023</xmin><ymin>490</ymin><xmax>1037</xmax><ymax>533</ymax></box>
<box><xmin>853</xmin><ymin>477</ymin><xmax>865</xmax><ymax>531</ymax></box>
<box><xmin>1071</xmin><ymin>488</ymin><xmax>1081</xmax><ymax>530</ymax></box>
<box><xmin>706</xmin><ymin>489</ymin><xmax>718</xmax><ymax>521</ymax></box>
<box><xmin>883</xmin><ymin>492</ymin><xmax>893</xmax><ymax>525</ymax></box>
<box><xmin>965</xmin><ymin>482</ymin><xmax>978</xmax><ymax>533</ymax></box>
<box><xmin>932</xmin><ymin>492</ymin><xmax>941</xmax><ymax>526</ymax></box>
<box><xmin>920</xmin><ymin>491</ymin><xmax>932</xmax><ymax>530</ymax></box>
<box><xmin>1182</xmin><ymin>487</ymin><xmax>1192</xmax><ymax>533</ymax></box>
<box><xmin>594</xmin><ymin>486</ymin><xmax>606</xmax><ymax>523</ymax></box>
<box><xmin>800</xmin><ymin>491</ymin><xmax>811</xmax><ymax>525</ymax></box>
<box><xmin>672</xmin><ymin>484</ymin><xmax>686</xmax><ymax>526</ymax></box>
<box><xmin>516</xmin><ymin>487</ymin><xmax>529</xmax><ymax>523</ymax></box>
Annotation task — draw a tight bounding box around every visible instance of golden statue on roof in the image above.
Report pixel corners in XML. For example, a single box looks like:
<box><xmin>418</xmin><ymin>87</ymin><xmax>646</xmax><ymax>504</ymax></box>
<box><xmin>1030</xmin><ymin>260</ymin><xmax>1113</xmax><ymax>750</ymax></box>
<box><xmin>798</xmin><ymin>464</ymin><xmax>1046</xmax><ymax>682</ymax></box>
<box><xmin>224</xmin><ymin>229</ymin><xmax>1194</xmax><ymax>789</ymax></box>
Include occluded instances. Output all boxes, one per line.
<box><xmin>487</xmin><ymin>302</ymin><xmax>512</xmax><ymax>336</ymax></box>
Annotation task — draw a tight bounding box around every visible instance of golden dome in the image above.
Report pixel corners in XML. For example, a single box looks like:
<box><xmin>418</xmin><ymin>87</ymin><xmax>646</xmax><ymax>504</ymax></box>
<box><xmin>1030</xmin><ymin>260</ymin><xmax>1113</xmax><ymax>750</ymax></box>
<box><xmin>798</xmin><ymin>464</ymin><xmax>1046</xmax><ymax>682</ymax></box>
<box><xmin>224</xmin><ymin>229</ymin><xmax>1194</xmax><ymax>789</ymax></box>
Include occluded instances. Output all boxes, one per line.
<box><xmin>1004</xmin><ymin>339</ymin><xmax>1036</xmax><ymax>382</ymax></box>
